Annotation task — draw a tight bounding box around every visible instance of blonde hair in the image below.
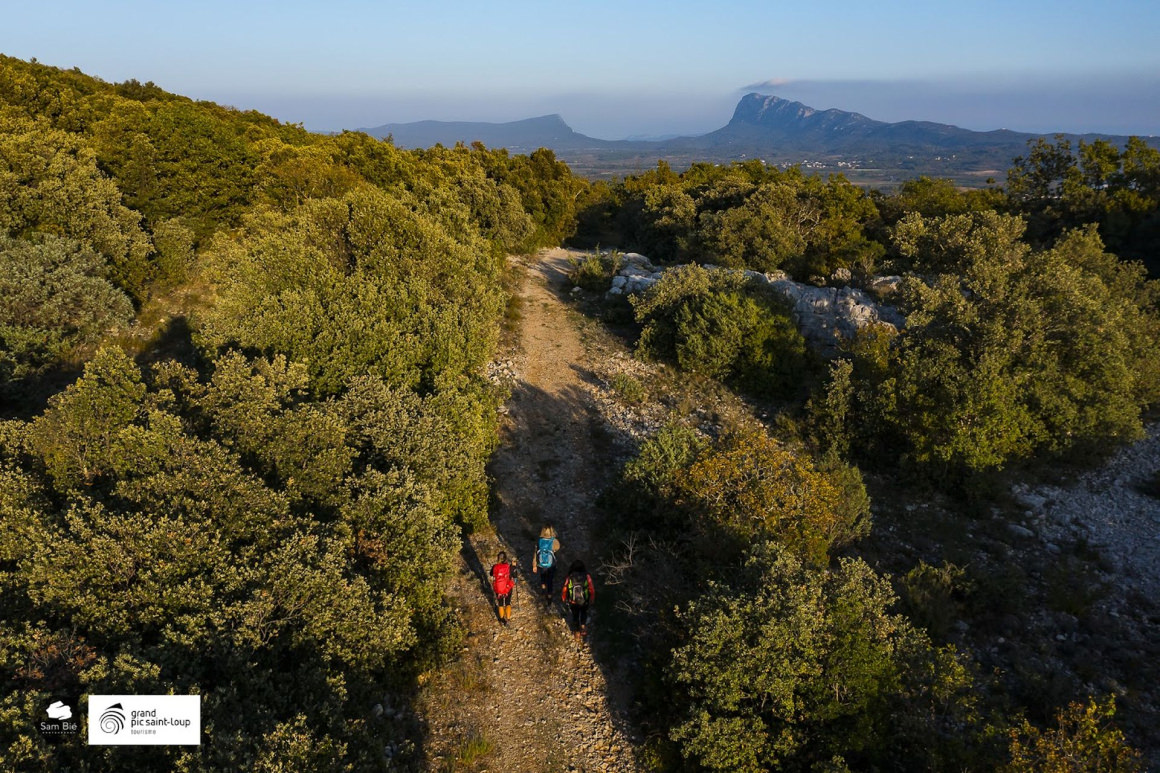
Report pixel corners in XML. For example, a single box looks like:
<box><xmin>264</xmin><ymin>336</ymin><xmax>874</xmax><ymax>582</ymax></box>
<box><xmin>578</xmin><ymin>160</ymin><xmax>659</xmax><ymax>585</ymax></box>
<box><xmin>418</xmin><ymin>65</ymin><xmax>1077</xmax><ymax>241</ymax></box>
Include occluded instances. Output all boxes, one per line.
<box><xmin>539</xmin><ymin>525</ymin><xmax>556</xmax><ymax>538</ymax></box>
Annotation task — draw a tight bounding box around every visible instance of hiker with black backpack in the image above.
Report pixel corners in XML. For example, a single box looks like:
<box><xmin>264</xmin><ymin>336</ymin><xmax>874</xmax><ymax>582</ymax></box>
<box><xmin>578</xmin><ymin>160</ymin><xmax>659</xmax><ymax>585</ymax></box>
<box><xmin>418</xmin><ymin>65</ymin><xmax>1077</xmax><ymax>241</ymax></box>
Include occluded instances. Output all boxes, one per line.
<box><xmin>561</xmin><ymin>560</ymin><xmax>594</xmax><ymax>643</ymax></box>
<box><xmin>491</xmin><ymin>551</ymin><xmax>515</xmax><ymax>627</ymax></box>
<box><xmin>532</xmin><ymin>525</ymin><xmax>560</xmax><ymax>608</ymax></box>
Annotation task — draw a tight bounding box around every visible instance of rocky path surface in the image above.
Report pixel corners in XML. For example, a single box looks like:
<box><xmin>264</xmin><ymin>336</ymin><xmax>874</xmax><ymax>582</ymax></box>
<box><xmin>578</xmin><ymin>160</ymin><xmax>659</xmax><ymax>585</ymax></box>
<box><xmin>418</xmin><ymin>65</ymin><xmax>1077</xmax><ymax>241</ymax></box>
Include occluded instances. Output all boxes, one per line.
<box><xmin>418</xmin><ymin>249</ymin><xmax>639</xmax><ymax>772</ymax></box>
<box><xmin>1019</xmin><ymin>424</ymin><xmax>1160</xmax><ymax>599</ymax></box>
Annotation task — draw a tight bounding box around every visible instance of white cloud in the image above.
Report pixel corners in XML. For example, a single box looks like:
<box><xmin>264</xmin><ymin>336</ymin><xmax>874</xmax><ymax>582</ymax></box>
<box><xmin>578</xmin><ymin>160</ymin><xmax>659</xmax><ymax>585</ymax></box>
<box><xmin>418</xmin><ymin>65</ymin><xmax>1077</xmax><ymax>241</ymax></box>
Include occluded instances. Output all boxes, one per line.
<box><xmin>740</xmin><ymin>78</ymin><xmax>795</xmax><ymax>92</ymax></box>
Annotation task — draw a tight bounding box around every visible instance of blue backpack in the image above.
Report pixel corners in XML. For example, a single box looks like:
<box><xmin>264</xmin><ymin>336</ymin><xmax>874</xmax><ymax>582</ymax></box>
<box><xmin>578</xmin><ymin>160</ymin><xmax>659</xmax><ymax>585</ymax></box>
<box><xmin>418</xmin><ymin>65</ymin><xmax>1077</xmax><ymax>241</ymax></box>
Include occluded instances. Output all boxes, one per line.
<box><xmin>537</xmin><ymin>537</ymin><xmax>556</xmax><ymax>570</ymax></box>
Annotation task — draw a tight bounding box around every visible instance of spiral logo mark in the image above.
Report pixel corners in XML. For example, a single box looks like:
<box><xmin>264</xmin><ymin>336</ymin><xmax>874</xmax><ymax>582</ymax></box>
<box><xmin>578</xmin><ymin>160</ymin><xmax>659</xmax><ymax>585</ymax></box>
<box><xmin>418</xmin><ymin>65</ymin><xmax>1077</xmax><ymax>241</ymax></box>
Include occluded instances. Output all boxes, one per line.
<box><xmin>99</xmin><ymin>703</ymin><xmax>125</xmax><ymax>734</ymax></box>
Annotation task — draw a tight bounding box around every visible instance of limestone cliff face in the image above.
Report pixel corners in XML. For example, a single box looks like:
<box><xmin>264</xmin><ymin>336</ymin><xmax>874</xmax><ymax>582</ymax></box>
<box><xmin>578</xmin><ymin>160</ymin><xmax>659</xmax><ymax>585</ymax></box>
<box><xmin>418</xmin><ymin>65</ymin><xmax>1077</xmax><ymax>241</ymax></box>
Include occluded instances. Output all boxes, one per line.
<box><xmin>724</xmin><ymin>94</ymin><xmax>878</xmax><ymax>139</ymax></box>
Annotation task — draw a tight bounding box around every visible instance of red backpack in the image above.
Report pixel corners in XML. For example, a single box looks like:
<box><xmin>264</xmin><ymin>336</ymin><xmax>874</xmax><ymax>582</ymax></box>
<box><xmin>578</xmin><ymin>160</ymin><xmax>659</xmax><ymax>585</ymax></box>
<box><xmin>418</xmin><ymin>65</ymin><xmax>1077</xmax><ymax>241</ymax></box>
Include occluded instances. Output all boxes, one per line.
<box><xmin>492</xmin><ymin>562</ymin><xmax>513</xmax><ymax>595</ymax></box>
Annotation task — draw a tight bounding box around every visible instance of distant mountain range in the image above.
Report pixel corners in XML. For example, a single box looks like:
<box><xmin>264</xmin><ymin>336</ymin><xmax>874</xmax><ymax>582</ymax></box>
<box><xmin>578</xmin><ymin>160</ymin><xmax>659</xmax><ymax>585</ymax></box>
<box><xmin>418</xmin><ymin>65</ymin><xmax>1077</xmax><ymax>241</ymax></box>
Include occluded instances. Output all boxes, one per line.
<box><xmin>363</xmin><ymin>113</ymin><xmax>615</xmax><ymax>154</ymax></box>
<box><xmin>361</xmin><ymin>94</ymin><xmax>1157</xmax><ymax>184</ymax></box>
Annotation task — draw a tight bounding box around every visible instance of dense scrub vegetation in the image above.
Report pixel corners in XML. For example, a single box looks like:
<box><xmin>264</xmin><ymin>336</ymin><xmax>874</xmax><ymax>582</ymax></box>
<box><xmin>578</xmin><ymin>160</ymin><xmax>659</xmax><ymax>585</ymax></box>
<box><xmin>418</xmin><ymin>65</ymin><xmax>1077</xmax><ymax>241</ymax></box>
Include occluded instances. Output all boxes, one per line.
<box><xmin>574</xmin><ymin>146</ymin><xmax>1158</xmax><ymax>768</ymax></box>
<box><xmin>575</xmin><ymin>161</ymin><xmax>886</xmax><ymax>279</ymax></box>
<box><xmin>834</xmin><ymin>215</ymin><xmax>1160</xmax><ymax>477</ymax></box>
<box><xmin>0</xmin><ymin>55</ymin><xmax>582</xmax><ymax>770</ymax></box>
<box><xmin>598</xmin><ymin>422</ymin><xmax>993</xmax><ymax>770</ymax></box>
<box><xmin>1007</xmin><ymin>135</ymin><xmax>1160</xmax><ymax>275</ymax></box>
<box><xmin>3</xmin><ymin>49</ymin><xmax>1157</xmax><ymax>770</ymax></box>
<box><xmin>4</xmin><ymin>349</ymin><xmax>459</xmax><ymax>769</ymax></box>
<box><xmin>574</xmin><ymin>158</ymin><xmax>1160</xmax><ymax>481</ymax></box>
<box><xmin>600</xmin><ymin>416</ymin><xmax>1144</xmax><ymax>770</ymax></box>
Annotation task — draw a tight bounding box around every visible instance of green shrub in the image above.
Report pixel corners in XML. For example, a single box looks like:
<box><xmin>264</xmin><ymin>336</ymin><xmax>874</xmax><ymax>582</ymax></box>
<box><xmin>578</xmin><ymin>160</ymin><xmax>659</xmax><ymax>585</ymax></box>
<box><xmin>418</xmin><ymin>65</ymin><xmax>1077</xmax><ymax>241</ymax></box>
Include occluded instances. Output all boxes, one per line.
<box><xmin>28</xmin><ymin>347</ymin><xmax>145</xmax><ymax>489</ymax></box>
<box><xmin>852</xmin><ymin>214</ymin><xmax>1160</xmax><ymax>477</ymax></box>
<box><xmin>624</xmin><ymin>423</ymin><xmax>706</xmax><ymax>491</ymax></box>
<box><xmin>1005</xmin><ymin>696</ymin><xmax>1142</xmax><ymax>772</ymax></box>
<box><xmin>198</xmin><ymin>188</ymin><xmax>505</xmax><ymax>396</ymax></box>
<box><xmin>609</xmin><ymin>371</ymin><xmax>647</xmax><ymax>405</ymax></box>
<box><xmin>633</xmin><ymin>265</ymin><xmax>810</xmax><ymax>398</ymax></box>
<box><xmin>568</xmin><ymin>251</ymin><xmax>623</xmax><ymax>292</ymax></box>
<box><xmin>669</xmin><ymin>546</ymin><xmax>977</xmax><ymax>771</ymax></box>
<box><xmin>0</xmin><ymin>111</ymin><xmax>152</xmax><ymax>299</ymax></box>
<box><xmin>0</xmin><ymin>236</ymin><xmax>133</xmax><ymax>386</ymax></box>
<box><xmin>614</xmin><ymin>423</ymin><xmax>708</xmax><ymax>531</ymax></box>
<box><xmin>670</xmin><ymin>427</ymin><xmax>870</xmax><ymax>565</ymax></box>
<box><xmin>900</xmin><ymin>561</ymin><xmax>970</xmax><ymax>641</ymax></box>
<box><xmin>808</xmin><ymin>359</ymin><xmax>854</xmax><ymax>460</ymax></box>
<box><xmin>149</xmin><ymin>218</ymin><xmax>195</xmax><ymax>289</ymax></box>
<box><xmin>698</xmin><ymin>181</ymin><xmax>810</xmax><ymax>271</ymax></box>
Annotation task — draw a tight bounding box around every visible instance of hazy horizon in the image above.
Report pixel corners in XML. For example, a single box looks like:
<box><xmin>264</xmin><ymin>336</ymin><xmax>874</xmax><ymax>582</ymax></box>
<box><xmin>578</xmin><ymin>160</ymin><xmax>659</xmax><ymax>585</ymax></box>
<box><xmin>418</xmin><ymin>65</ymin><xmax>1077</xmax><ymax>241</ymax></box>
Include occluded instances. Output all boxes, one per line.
<box><xmin>5</xmin><ymin>1</ymin><xmax>1159</xmax><ymax>140</ymax></box>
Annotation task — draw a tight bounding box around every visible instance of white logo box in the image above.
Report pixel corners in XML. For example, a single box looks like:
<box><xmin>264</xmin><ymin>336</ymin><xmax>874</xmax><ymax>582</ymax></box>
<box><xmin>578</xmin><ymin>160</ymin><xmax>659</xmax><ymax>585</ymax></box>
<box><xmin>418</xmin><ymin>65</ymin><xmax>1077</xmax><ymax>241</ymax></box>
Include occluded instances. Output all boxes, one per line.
<box><xmin>88</xmin><ymin>695</ymin><xmax>201</xmax><ymax>746</ymax></box>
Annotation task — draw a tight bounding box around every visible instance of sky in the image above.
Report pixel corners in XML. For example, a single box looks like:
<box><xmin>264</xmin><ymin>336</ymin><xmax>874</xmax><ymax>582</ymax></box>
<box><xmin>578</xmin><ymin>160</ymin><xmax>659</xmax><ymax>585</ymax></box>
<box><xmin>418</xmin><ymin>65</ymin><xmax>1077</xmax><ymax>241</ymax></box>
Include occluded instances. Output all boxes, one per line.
<box><xmin>4</xmin><ymin>0</ymin><xmax>1160</xmax><ymax>139</ymax></box>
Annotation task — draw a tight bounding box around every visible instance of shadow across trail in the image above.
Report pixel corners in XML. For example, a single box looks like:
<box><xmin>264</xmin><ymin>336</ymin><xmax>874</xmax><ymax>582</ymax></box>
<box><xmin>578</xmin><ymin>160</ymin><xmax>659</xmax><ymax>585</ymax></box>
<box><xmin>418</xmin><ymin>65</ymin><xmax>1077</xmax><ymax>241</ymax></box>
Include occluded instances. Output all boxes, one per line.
<box><xmin>460</xmin><ymin>533</ymin><xmax>504</xmax><ymax>623</ymax></box>
<box><xmin>421</xmin><ymin>248</ymin><xmax>641</xmax><ymax>771</ymax></box>
<box><xmin>485</xmin><ymin>374</ymin><xmax>641</xmax><ymax>763</ymax></box>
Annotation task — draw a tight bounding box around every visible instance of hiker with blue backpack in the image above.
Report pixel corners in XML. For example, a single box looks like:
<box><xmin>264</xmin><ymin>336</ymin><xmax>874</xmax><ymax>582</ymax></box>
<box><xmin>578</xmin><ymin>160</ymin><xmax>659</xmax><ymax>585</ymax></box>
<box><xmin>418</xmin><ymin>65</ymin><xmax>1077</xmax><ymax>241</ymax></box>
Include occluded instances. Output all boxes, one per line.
<box><xmin>561</xmin><ymin>560</ymin><xmax>595</xmax><ymax>643</ymax></box>
<box><xmin>532</xmin><ymin>525</ymin><xmax>560</xmax><ymax>608</ymax></box>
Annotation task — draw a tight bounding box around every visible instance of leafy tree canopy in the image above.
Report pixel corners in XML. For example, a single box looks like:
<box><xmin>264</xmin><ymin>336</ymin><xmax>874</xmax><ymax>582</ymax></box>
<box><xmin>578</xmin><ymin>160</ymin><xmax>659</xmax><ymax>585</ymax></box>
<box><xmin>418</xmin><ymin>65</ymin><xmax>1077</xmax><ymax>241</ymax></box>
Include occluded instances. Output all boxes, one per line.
<box><xmin>853</xmin><ymin>212</ymin><xmax>1160</xmax><ymax>474</ymax></box>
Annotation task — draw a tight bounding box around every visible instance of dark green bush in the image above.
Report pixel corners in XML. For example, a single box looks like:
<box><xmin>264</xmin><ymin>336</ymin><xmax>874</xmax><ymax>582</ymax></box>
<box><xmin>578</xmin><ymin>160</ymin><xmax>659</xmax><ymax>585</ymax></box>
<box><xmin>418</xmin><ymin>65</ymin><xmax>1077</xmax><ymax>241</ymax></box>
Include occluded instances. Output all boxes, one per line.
<box><xmin>0</xmin><ymin>236</ymin><xmax>133</xmax><ymax>386</ymax></box>
<box><xmin>850</xmin><ymin>214</ymin><xmax>1160</xmax><ymax>477</ymax></box>
<box><xmin>633</xmin><ymin>265</ymin><xmax>811</xmax><ymax>398</ymax></box>
<box><xmin>669</xmin><ymin>546</ymin><xmax>979</xmax><ymax>772</ymax></box>
<box><xmin>899</xmin><ymin>561</ymin><xmax>970</xmax><ymax>641</ymax></box>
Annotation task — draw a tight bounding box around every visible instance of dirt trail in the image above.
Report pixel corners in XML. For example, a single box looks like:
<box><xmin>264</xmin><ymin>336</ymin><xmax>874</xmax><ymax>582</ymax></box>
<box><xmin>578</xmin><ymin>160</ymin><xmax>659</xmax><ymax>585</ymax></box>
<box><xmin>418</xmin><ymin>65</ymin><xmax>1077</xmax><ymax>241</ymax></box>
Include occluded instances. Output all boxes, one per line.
<box><xmin>418</xmin><ymin>249</ymin><xmax>639</xmax><ymax>772</ymax></box>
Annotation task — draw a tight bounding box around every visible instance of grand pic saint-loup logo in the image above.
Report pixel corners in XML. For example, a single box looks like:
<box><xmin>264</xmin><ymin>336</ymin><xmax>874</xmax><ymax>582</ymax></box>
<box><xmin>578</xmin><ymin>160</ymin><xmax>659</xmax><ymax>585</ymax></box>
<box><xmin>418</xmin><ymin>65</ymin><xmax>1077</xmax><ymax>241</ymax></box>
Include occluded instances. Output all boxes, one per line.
<box><xmin>97</xmin><ymin>702</ymin><xmax>126</xmax><ymax>735</ymax></box>
<box><xmin>88</xmin><ymin>695</ymin><xmax>200</xmax><ymax>745</ymax></box>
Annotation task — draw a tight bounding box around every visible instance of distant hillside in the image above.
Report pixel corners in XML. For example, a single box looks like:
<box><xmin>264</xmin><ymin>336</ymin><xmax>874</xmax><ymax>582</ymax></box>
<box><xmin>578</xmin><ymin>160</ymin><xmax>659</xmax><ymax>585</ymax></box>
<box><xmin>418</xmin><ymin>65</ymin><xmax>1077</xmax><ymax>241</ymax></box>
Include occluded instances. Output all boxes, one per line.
<box><xmin>680</xmin><ymin>93</ymin><xmax>1153</xmax><ymax>169</ymax></box>
<box><xmin>688</xmin><ymin>93</ymin><xmax>1037</xmax><ymax>153</ymax></box>
<box><xmin>363</xmin><ymin>93</ymin><xmax>1159</xmax><ymax>184</ymax></box>
<box><xmin>360</xmin><ymin>114</ymin><xmax>620</xmax><ymax>153</ymax></box>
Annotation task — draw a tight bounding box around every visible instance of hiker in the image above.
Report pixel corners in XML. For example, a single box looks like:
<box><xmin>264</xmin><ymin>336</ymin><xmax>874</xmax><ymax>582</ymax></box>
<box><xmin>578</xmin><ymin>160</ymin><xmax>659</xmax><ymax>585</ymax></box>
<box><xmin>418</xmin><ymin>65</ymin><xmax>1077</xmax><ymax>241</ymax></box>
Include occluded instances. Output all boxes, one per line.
<box><xmin>561</xmin><ymin>560</ymin><xmax>594</xmax><ymax>643</ymax></box>
<box><xmin>491</xmin><ymin>551</ymin><xmax>514</xmax><ymax>627</ymax></box>
<box><xmin>532</xmin><ymin>525</ymin><xmax>561</xmax><ymax>607</ymax></box>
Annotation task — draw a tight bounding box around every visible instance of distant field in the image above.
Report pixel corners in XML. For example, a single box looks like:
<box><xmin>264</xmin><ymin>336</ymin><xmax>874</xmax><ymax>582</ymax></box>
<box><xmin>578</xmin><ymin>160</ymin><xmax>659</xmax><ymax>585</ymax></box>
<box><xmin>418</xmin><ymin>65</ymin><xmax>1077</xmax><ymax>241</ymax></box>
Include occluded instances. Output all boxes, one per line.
<box><xmin>557</xmin><ymin>149</ymin><xmax>1006</xmax><ymax>189</ymax></box>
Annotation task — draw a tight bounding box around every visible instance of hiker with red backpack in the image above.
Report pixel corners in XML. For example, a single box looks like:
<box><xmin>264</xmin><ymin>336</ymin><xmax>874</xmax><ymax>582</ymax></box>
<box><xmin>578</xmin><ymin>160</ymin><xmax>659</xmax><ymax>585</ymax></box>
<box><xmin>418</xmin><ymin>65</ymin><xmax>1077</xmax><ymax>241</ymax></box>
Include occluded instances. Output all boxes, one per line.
<box><xmin>561</xmin><ymin>560</ymin><xmax>594</xmax><ymax>643</ymax></box>
<box><xmin>532</xmin><ymin>525</ymin><xmax>560</xmax><ymax>608</ymax></box>
<box><xmin>491</xmin><ymin>551</ymin><xmax>515</xmax><ymax>627</ymax></box>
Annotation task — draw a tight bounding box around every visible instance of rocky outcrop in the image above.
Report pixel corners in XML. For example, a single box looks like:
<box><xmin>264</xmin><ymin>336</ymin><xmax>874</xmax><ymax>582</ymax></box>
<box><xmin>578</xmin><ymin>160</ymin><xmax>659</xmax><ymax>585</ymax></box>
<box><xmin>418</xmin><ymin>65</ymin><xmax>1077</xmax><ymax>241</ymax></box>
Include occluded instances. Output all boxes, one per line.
<box><xmin>600</xmin><ymin>253</ymin><xmax>904</xmax><ymax>355</ymax></box>
<box><xmin>607</xmin><ymin>253</ymin><xmax>665</xmax><ymax>296</ymax></box>
<box><xmin>760</xmin><ymin>275</ymin><xmax>904</xmax><ymax>354</ymax></box>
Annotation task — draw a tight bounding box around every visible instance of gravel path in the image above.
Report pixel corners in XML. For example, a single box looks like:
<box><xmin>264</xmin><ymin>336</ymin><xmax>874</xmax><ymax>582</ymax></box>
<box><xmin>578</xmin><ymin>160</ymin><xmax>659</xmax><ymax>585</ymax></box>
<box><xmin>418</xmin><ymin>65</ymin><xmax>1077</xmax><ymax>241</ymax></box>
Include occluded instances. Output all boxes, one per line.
<box><xmin>419</xmin><ymin>249</ymin><xmax>640</xmax><ymax>772</ymax></box>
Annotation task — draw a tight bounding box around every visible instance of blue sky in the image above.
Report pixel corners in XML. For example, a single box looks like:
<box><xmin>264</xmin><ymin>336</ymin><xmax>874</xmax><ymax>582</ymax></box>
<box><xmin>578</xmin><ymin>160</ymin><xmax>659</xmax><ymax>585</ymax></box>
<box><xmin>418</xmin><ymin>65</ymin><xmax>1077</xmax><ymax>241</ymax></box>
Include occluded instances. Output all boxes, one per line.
<box><xmin>4</xmin><ymin>0</ymin><xmax>1159</xmax><ymax>138</ymax></box>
